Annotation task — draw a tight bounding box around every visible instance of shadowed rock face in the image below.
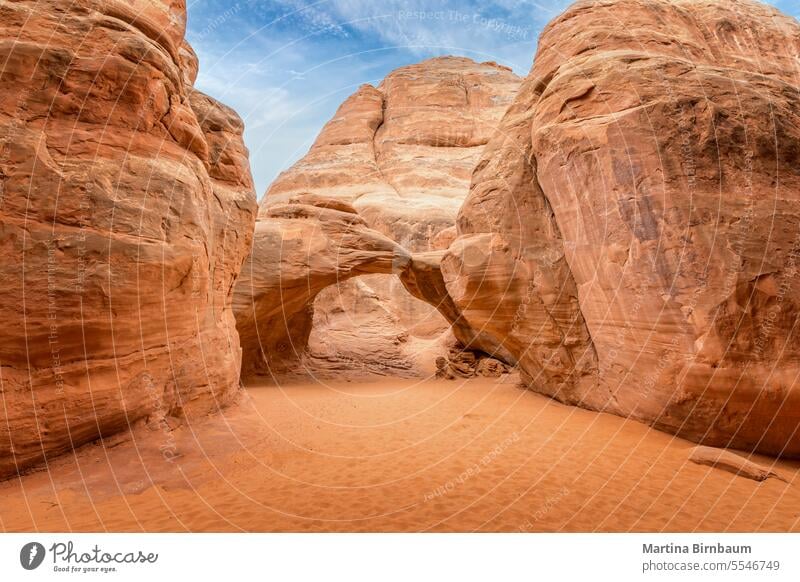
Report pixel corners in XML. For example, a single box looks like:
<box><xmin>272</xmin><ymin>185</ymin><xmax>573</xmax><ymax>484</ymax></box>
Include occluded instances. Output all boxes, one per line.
<box><xmin>442</xmin><ymin>0</ymin><xmax>800</xmax><ymax>456</ymax></box>
<box><xmin>252</xmin><ymin>57</ymin><xmax>520</xmax><ymax>377</ymax></box>
<box><xmin>0</xmin><ymin>0</ymin><xmax>257</xmax><ymax>477</ymax></box>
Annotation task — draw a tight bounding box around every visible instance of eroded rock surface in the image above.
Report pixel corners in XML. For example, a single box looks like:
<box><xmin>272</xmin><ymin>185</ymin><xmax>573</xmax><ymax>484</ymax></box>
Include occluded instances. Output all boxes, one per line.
<box><xmin>442</xmin><ymin>0</ymin><xmax>800</xmax><ymax>455</ymax></box>
<box><xmin>305</xmin><ymin>279</ymin><xmax>418</xmax><ymax>379</ymax></box>
<box><xmin>234</xmin><ymin>196</ymin><xmax>482</xmax><ymax>379</ymax></box>
<box><xmin>234</xmin><ymin>197</ymin><xmax>411</xmax><ymax>377</ymax></box>
<box><xmin>264</xmin><ymin>56</ymin><xmax>520</xmax><ymax>246</ymax></box>
<box><xmin>252</xmin><ymin>57</ymin><xmax>520</xmax><ymax>377</ymax></box>
<box><xmin>435</xmin><ymin>349</ymin><xmax>511</xmax><ymax>380</ymax></box>
<box><xmin>0</xmin><ymin>0</ymin><xmax>257</xmax><ymax>477</ymax></box>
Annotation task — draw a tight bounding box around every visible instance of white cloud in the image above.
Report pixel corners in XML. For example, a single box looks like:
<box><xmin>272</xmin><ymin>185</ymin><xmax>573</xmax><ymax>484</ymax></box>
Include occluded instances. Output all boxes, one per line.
<box><xmin>186</xmin><ymin>0</ymin><xmax>798</xmax><ymax>196</ymax></box>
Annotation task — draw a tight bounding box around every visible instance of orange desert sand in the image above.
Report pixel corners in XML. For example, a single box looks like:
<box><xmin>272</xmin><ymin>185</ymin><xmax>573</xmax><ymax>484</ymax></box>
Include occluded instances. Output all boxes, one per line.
<box><xmin>1</xmin><ymin>376</ymin><xmax>798</xmax><ymax>532</ymax></box>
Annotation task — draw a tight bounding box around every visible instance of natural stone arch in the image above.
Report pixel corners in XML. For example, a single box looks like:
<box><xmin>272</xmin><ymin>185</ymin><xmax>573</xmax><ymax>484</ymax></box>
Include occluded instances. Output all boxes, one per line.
<box><xmin>233</xmin><ymin>195</ymin><xmax>487</xmax><ymax>379</ymax></box>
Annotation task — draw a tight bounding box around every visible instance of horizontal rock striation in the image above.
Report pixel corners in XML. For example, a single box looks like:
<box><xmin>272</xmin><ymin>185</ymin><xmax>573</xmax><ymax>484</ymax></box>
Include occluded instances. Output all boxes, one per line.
<box><xmin>234</xmin><ymin>197</ymin><xmax>410</xmax><ymax>377</ymax></box>
<box><xmin>234</xmin><ymin>196</ymin><xmax>470</xmax><ymax>378</ymax></box>
<box><xmin>263</xmin><ymin>56</ymin><xmax>520</xmax><ymax>249</ymax></box>
<box><xmin>250</xmin><ymin>58</ymin><xmax>520</xmax><ymax>377</ymax></box>
<box><xmin>0</xmin><ymin>0</ymin><xmax>257</xmax><ymax>477</ymax></box>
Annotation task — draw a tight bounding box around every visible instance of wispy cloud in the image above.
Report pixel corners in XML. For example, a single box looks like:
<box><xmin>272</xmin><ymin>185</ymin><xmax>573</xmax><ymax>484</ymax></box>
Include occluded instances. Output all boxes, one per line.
<box><xmin>186</xmin><ymin>0</ymin><xmax>800</xmax><ymax>198</ymax></box>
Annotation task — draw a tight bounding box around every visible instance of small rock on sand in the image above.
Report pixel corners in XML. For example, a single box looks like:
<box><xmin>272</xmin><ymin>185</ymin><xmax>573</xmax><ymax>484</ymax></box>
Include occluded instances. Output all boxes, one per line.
<box><xmin>688</xmin><ymin>446</ymin><xmax>787</xmax><ymax>483</ymax></box>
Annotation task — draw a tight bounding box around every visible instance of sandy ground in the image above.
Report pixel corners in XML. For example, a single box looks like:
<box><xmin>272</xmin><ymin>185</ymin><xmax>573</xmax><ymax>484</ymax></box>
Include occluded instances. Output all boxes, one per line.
<box><xmin>1</xmin><ymin>375</ymin><xmax>799</xmax><ymax>532</ymax></box>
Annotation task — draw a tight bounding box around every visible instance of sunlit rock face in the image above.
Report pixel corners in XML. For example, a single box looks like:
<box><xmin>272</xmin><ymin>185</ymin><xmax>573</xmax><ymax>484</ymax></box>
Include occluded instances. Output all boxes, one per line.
<box><xmin>244</xmin><ymin>57</ymin><xmax>520</xmax><ymax>377</ymax></box>
<box><xmin>0</xmin><ymin>0</ymin><xmax>257</xmax><ymax>477</ymax></box>
<box><xmin>264</xmin><ymin>56</ymin><xmax>521</xmax><ymax>247</ymax></box>
<box><xmin>442</xmin><ymin>0</ymin><xmax>800</xmax><ymax>456</ymax></box>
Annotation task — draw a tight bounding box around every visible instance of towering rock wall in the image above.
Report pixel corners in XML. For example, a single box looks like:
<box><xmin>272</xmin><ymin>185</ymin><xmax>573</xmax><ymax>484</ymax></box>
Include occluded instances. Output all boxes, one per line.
<box><xmin>264</xmin><ymin>56</ymin><xmax>520</xmax><ymax>249</ymax></box>
<box><xmin>0</xmin><ymin>0</ymin><xmax>257</xmax><ymax>477</ymax></box>
<box><xmin>442</xmin><ymin>0</ymin><xmax>800</xmax><ymax>455</ymax></box>
<box><xmin>243</xmin><ymin>57</ymin><xmax>520</xmax><ymax>378</ymax></box>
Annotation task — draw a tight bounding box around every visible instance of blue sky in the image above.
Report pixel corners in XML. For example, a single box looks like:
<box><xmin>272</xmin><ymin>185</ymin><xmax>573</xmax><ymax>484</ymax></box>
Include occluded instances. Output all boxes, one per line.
<box><xmin>185</xmin><ymin>0</ymin><xmax>800</xmax><ymax>198</ymax></box>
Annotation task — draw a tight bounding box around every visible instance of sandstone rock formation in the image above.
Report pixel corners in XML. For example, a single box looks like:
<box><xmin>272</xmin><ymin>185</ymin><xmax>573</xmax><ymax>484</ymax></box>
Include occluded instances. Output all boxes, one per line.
<box><xmin>265</xmin><ymin>56</ymin><xmax>520</xmax><ymax>247</ymax></box>
<box><xmin>0</xmin><ymin>0</ymin><xmax>257</xmax><ymax>477</ymax></box>
<box><xmin>235</xmin><ymin>197</ymin><xmax>409</xmax><ymax>377</ymax></box>
<box><xmin>441</xmin><ymin>0</ymin><xmax>800</xmax><ymax>455</ymax></box>
<box><xmin>245</xmin><ymin>58</ymin><xmax>520</xmax><ymax>378</ymax></box>
<box><xmin>435</xmin><ymin>349</ymin><xmax>511</xmax><ymax>380</ymax></box>
<box><xmin>305</xmin><ymin>279</ymin><xmax>418</xmax><ymax>378</ymax></box>
<box><xmin>234</xmin><ymin>196</ymin><xmax>470</xmax><ymax>379</ymax></box>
